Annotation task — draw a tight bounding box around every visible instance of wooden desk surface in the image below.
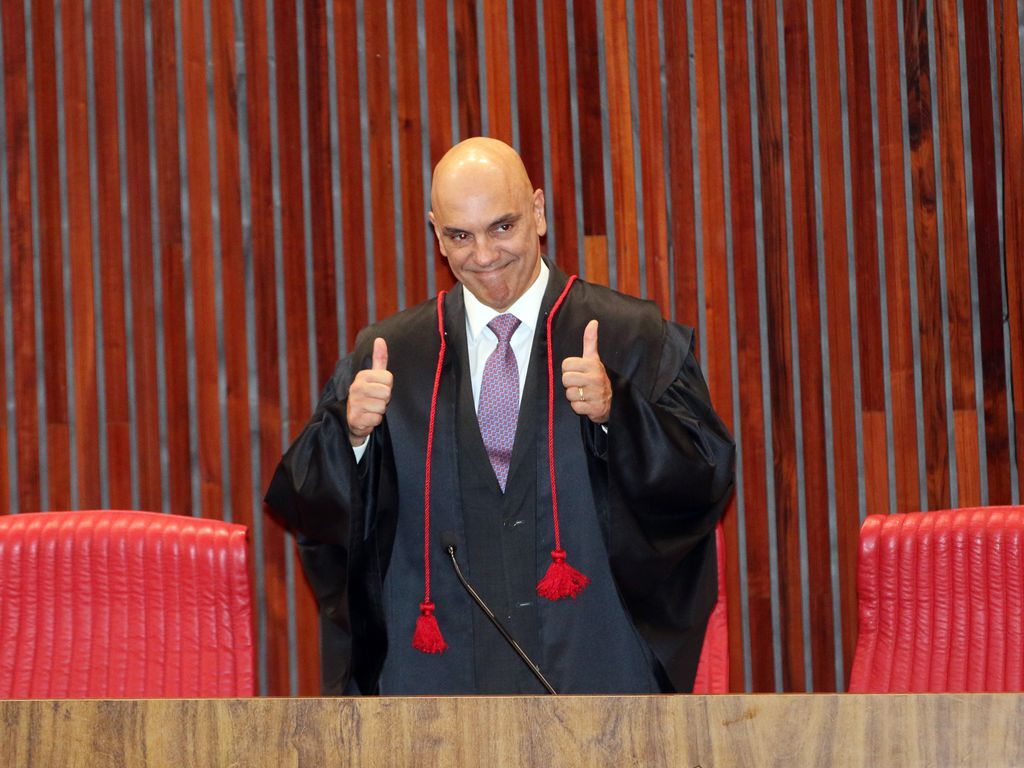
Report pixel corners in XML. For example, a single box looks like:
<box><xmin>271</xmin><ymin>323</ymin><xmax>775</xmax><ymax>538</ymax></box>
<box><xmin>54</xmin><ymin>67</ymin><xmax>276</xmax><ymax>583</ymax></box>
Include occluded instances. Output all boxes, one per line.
<box><xmin>2</xmin><ymin>693</ymin><xmax>1022</xmax><ymax>767</ymax></box>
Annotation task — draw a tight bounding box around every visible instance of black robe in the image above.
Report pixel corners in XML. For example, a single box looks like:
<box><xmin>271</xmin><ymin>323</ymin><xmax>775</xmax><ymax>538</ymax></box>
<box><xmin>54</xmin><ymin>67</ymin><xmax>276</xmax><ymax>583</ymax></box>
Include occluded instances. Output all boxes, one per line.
<box><xmin>265</xmin><ymin>262</ymin><xmax>735</xmax><ymax>694</ymax></box>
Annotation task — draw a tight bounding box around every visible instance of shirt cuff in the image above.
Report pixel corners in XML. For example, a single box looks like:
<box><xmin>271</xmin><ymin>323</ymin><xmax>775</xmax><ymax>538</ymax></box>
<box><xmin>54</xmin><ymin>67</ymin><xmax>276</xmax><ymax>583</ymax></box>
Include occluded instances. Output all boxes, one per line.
<box><xmin>352</xmin><ymin>437</ymin><xmax>369</xmax><ymax>463</ymax></box>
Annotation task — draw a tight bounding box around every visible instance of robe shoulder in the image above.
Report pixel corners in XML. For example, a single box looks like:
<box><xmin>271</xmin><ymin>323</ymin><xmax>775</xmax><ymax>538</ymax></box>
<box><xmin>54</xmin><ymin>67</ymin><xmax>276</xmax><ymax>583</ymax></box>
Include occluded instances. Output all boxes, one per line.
<box><xmin>354</xmin><ymin>294</ymin><xmax>442</xmax><ymax>345</ymax></box>
<box><xmin>337</xmin><ymin>294</ymin><xmax>447</xmax><ymax>386</ymax></box>
<box><xmin>564</xmin><ymin>279</ymin><xmax>693</xmax><ymax>402</ymax></box>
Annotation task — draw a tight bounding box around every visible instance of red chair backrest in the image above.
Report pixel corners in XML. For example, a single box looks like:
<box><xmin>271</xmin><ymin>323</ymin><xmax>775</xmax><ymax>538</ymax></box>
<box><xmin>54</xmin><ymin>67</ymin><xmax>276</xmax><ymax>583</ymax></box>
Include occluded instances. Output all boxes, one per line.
<box><xmin>0</xmin><ymin>510</ymin><xmax>255</xmax><ymax>698</ymax></box>
<box><xmin>692</xmin><ymin>523</ymin><xmax>728</xmax><ymax>693</ymax></box>
<box><xmin>849</xmin><ymin>506</ymin><xmax>1024</xmax><ymax>692</ymax></box>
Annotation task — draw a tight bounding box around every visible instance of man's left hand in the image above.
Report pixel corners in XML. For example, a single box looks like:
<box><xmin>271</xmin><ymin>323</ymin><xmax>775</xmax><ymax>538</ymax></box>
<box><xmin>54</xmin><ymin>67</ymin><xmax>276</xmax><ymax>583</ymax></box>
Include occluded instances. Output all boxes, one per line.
<box><xmin>561</xmin><ymin>319</ymin><xmax>611</xmax><ymax>424</ymax></box>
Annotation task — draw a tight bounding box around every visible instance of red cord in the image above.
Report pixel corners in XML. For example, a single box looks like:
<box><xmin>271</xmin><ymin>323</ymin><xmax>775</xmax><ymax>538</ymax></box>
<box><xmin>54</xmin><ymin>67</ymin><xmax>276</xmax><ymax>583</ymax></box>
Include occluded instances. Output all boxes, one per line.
<box><xmin>537</xmin><ymin>276</ymin><xmax>590</xmax><ymax>600</ymax></box>
<box><xmin>412</xmin><ymin>291</ymin><xmax>450</xmax><ymax>654</ymax></box>
<box><xmin>545</xmin><ymin>276</ymin><xmax>577</xmax><ymax>551</ymax></box>
<box><xmin>423</xmin><ymin>290</ymin><xmax>448</xmax><ymax>605</ymax></box>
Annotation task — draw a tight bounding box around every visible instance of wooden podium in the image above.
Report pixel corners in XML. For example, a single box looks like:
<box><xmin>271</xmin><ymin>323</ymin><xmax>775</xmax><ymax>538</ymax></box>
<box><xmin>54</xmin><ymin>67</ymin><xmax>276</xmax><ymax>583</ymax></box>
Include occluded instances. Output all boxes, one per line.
<box><xmin>3</xmin><ymin>694</ymin><xmax>1022</xmax><ymax>766</ymax></box>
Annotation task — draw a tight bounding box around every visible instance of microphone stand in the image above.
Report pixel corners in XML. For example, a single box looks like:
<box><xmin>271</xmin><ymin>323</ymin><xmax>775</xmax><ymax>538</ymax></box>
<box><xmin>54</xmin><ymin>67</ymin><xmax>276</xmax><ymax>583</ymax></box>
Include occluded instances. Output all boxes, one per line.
<box><xmin>443</xmin><ymin>543</ymin><xmax>557</xmax><ymax>695</ymax></box>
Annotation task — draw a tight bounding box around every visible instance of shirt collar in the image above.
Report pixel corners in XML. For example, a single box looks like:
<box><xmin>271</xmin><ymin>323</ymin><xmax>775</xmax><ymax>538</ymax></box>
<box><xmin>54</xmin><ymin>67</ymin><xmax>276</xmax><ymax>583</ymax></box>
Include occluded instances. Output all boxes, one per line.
<box><xmin>464</xmin><ymin>260</ymin><xmax>550</xmax><ymax>342</ymax></box>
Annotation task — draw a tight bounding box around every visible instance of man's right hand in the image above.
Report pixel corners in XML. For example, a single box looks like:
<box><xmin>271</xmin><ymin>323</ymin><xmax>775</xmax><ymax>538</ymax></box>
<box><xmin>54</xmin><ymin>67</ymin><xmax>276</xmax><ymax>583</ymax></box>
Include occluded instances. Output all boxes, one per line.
<box><xmin>346</xmin><ymin>337</ymin><xmax>392</xmax><ymax>446</ymax></box>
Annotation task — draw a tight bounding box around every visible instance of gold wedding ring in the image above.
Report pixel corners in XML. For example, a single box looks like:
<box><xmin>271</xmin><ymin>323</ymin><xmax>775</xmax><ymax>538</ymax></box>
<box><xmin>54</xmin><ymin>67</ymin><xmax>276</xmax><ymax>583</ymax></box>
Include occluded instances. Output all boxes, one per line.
<box><xmin>577</xmin><ymin>387</ymin><xmax>585</xmax><ymax>402</ymax></box>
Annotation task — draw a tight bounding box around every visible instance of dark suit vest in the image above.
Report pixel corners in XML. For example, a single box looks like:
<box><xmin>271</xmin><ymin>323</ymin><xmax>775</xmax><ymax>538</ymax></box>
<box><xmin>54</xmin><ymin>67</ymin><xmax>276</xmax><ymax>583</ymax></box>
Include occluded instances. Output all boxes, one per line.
<box><xmin>455</xmin><ymin>323</ymin><xmax>545</xmax><ymax>693</ymax></box>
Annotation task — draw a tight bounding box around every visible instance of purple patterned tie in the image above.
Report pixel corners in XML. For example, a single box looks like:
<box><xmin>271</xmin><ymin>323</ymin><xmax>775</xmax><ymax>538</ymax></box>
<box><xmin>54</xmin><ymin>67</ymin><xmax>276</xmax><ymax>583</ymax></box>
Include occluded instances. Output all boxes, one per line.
<box><xmin>477</xmin><ymin>313</ymin><xmax>522</xmax><ymax>492</ymax></box>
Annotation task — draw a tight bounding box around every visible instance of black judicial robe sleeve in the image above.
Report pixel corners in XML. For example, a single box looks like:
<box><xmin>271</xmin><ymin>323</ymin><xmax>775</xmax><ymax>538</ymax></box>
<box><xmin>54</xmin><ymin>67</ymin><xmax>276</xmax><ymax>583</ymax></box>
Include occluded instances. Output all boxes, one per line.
<box><xmin>264</xmin><ymin>332</ymin><xmax>396</xmax><ymax>694</ymax></box>
<box><xmin>595</xmin><ymin>319</ymin><xmax>735</xmax><ymax>690</ymax></box>
<box><xmin>609</xmin><ymin>322</ymin><xmax>734</xmax><ymax>518</ymax></box>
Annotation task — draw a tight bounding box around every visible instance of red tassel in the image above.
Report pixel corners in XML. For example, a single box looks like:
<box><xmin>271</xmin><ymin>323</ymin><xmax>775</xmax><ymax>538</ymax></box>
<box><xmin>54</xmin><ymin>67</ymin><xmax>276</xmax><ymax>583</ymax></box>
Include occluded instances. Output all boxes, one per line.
<box><xmin>537</xmin><ymin>549</ymin><xmax>590</xmax><ymax>600</ymax></box>
<box><xmin>412</xmin><ymin>601</ymin><xmax>448</xmax><ymax>654</ymax></box>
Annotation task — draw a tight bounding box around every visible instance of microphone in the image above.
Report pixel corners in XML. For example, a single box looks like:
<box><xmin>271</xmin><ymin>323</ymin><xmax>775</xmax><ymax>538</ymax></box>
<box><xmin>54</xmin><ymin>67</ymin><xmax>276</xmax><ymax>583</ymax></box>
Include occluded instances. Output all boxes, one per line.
<box><xmin>440</xmin><ymin>532</ymin><xmax>557</xmax><ymax>695</ymax></box>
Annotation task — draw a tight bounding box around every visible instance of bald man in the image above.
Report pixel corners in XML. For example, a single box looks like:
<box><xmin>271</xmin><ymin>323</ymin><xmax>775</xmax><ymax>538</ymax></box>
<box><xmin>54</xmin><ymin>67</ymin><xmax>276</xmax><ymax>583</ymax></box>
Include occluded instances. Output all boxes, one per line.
<box><xmin>266</xmin><ymin>138</ymin><xmax>734</xmax><ymax>695</ymax></box>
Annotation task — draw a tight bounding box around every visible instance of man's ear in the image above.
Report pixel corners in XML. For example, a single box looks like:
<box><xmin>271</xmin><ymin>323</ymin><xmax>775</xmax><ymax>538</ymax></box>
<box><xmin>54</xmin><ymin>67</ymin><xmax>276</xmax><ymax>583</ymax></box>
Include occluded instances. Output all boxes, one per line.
<box><xmin>533</xmin><ymin>189</ymin><xmax>547</xmax><ymax>237</ymax></box>
<box><xmin>428</xmin><ymin>211</ymin><xmax>448</xmax><ymax>258</ymax></box>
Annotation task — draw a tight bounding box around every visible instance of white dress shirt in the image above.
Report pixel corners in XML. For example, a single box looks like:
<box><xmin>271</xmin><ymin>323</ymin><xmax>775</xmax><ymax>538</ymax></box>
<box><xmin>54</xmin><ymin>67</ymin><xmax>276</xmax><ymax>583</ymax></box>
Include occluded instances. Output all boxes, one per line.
<box><xmin>353</xmin><ymin>262</ymin><xmax>550</xmax><ymax>461</ymax></box>
<box><xmin>463</xmin><ymin>261</ymin><xmax>549</xmax><ymax>411</ymax></box>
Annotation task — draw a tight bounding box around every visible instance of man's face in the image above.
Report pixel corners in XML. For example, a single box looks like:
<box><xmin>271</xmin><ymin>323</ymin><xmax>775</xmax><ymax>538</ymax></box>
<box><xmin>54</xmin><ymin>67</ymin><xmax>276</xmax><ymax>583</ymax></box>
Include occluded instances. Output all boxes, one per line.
<box><xmin>430</xmin><ymin>169</ymin><xmax>547</xmax><ymax>312</ymax></box>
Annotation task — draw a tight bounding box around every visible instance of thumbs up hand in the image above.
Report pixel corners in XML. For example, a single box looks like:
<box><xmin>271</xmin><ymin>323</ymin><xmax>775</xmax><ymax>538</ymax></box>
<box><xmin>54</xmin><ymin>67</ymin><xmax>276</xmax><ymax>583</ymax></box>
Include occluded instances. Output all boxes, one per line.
<box><xmin>347</xmin><ymin>337</ymin><xmax>393</xmax><ymax>445</ymax></box>
<box><xmin>561</xmin><ymin>319</ymin><xmax>612</xmax><ymax>424</ymax></box>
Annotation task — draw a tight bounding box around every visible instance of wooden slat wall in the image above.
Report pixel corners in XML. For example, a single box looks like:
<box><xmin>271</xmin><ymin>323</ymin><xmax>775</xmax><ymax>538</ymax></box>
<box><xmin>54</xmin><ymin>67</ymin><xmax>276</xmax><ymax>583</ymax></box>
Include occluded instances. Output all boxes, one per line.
<box><xmin>1</xmin><ymin>0</ymin><xmax>1021</xmax><ymax>694</ymax></box>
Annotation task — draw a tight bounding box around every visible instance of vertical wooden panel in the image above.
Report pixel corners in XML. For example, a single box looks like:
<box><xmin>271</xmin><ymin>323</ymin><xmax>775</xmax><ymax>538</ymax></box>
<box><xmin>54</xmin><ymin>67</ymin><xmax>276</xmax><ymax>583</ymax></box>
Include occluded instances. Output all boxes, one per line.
<box><xmin>601</xmin><ymin>0</ymin><xmax>639</xmax><ymax>296</ymax></box>
<box><xmin>240</xmin><ymin>0</ymin><xmax>289</xmax><ymax>697</ymax></box>
<box><xmin>812</xmin><ymin>0</ymin><xmax>860</xmax><ymax>679</ymax></box>
<box><xmin>151</xmin><ymin>0</ymin><xmax>192</xmax><ymax>517</ymax></box>
<box><xmin>781</xmin><ymin>0</ymin><xmax>835</xmax><ymax>692</ymax></box>
<box><xmin>482</xmin><ymin>0</ymin><xmax>512</xmax><ymax>144</ymax></box>
<box><xmin>721</xmin><ymin>0</ymin><xmax>772</xmax><ymax>693</ymax></box>
<box><xmin>274</xmin><ymin>0</ymin><xmax>311</xmax><ymax>437</ymax></box>
<box><xmin>692</xmin><ymin>0</ymin><xmax>744</xmax><ymax>692</ymax></box>
<box><xmin>93</xmin><ymin>0</ymin><xmax>132</xmax><ymax>509</ymax></box>
<box><xmin>692</xmin><ymin>0</ymin><xmax>728</xmax><ymax>391</ymax></box>
<box><xmin>573</xmin><ymin>1</ymin><xmax>607</xmax><ymax>241</ymax></box>
<box><xmin>512</xmin><ymin>0</ymin><xmax>544</xmax><ymax>186</ymax></box>
<box><xmin>271</xmin><ymin>0</ymin><xmax>319</xmax><ymax>697</ymax></box>
<box><xmin>121</xmin><ymin>0</ymin><xmax>161</xmax><ymax>512</ymax></box>
<box><xmin>933</xmin><ymin>0</ymin><xmax>979</xmax><ymax>507</ymax></box>
<box><xmin>295</xmin><ymin>0</ymin><xmax>324</xmax><ymax>693</ymax></box>
<box><xmin>869</xmin><ymin>0</ymin><xmax>920</xmax><ymax>514</ymax></box>
<box><xmin>2</xmin><ymin>1</ymin><xmax>40</xmax><ymax>514</ymax></box>
<box><xmin>849</xmin><ymin>0</ymin><xmax>892</xmax><ymax>522</ymax></box>
<box><xmin>452</xmin><ymin>0</ymin><xmax>481</xmax><ymax>141</ymax></box>
<box><xmin>663</xmin><ymin>2</ymin><xmax>697</xmax><ymax>333</ymax></box>
<box><xmin>962</xmin><ymin>0</ymin><xmax>1011</xmax><ymax>505</ymax></box>
<box><xmin>63</xmin><ymin>0</ymin><xmax>103</xmax><ymax>511</ymax></box>
<box><xmin>394</xmin><ymin>0</ymin><xmax>428</xmax><ymax>307</ymax></box>
<box><xmin>698</xmin><ymin>0</ymin><xmax>748</xmax><ymax>691</ymax></box>
<box><xmin>582</xmin><ymin>235</ymin><xmax>609</xmax><ymax>291</ymax></box>
<box><xmin>0</xmin><ymin>58</ymin><xmax>8</xmax><ymax>516</ymax></box>
<box><xmin>334</xmin><ymin>0</ymin><xmax>369</xmax><ymax>344</ymax></box>
<box><xmin>904</xmin><ymin>0</ymin><xmax>952</xmax><ymax>510</ymax></box>
<box><xmin>541</xmin><ymin>0</ymin><xmax>579</xmax><ymax>276</ymax></box>
<box><xmin>212</xmin><ymin>0</ymin><xmax>253</xmax><ymax>547</ymax></box>
<box><xmin>0</xmin><ymin>5</ymin><xmax>8</xmax><ymax>513</ymax></box>
<box><xmin>364</xmin><ymin>0</ymin><xmax>398</xmax><ymax>322</ymax></box>
<box><xmin>303</xmin><ymin>0</ymin><xmax>339</xmax><ymax>382</ymax></box>
<box><xmin>32</xmin><ymin>0</ymin><xmax>72</xmax><ymax>512</ymax></box>
<box><xmin>423</xmin><ymin>0</ymin><xmax>456</xmax><ymax>294</ymax></box>
<box><xmin>180</xmin><ymin>0</ymin><xmax>220</xmax><ymax>521</ymax></box>
<box><xmin>205</xmin><ymin>0</ymin><xmax>273</xmax><ymax>687</ymax></box>
<box><xmin>1001</xmin><ymin>0</ymin><xmax>1024</xmax><ymax>503</ymax></box>
<box><xmin>632</xmin><ymin>1</ymin><xmax>669</xmax><ymax>314</ymax></box>
<box><xmin>752</xmin><ymin>0</ymin><xmax>806</xmax><ymax>692</ymax></box>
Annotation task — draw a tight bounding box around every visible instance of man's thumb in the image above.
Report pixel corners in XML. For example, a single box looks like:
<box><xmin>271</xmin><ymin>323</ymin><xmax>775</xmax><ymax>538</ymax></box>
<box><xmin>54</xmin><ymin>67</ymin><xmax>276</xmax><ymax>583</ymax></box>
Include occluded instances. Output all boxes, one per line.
<box><xmin>372</xmin><ymin>337</ymin><xmax>389</xmax><ymax>370</ymax></box>
<box><xmin>582</xmin><ymin>319</ymin><xmax>599</xmax><ymax>358</ymax></box>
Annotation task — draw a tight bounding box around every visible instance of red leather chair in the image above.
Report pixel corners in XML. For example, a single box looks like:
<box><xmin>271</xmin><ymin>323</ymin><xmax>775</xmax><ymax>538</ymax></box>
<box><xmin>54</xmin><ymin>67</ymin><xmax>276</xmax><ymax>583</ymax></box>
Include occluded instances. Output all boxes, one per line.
<box><xmin>849</xmin><ymin>506</ymin><xmax>1024</xmax><ymax>692</ymax></box>
<box><xmin>0</xmin><ymin>510</ymin><xmax>255</xmax><ymax>698</ymax></box>
<box><xmin>692</xmin><ymin>523</ymin><xmax>729</xmax><ymax>693</ymax></box>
